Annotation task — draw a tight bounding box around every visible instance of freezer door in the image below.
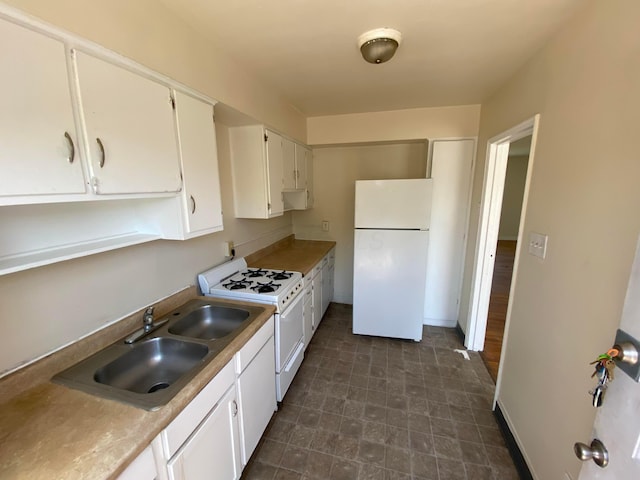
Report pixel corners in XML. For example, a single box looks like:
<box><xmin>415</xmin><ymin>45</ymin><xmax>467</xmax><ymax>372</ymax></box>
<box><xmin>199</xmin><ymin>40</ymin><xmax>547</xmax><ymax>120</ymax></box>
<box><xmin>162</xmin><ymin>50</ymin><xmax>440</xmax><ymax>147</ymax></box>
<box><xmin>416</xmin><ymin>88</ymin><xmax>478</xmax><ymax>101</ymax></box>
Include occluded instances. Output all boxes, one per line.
<box><xmin>353</xmin><ymin>229</ymin><xmax>428</xmax><ymax>341</ymax></box>
<box><xmin>355</xmin><ymin>179</ymin><xmax>433</xmax><ymax>230</ymax></box>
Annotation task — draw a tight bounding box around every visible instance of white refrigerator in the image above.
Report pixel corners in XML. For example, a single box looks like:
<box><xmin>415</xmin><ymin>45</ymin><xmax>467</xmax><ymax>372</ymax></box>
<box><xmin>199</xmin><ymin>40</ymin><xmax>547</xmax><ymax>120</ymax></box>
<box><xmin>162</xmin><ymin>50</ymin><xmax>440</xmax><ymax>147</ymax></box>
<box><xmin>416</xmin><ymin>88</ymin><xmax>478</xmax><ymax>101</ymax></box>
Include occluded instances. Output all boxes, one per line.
<box><xmin>352</xmin><ymin>179</ymin><xmax>433</xmax><ymax>341</ymax></box>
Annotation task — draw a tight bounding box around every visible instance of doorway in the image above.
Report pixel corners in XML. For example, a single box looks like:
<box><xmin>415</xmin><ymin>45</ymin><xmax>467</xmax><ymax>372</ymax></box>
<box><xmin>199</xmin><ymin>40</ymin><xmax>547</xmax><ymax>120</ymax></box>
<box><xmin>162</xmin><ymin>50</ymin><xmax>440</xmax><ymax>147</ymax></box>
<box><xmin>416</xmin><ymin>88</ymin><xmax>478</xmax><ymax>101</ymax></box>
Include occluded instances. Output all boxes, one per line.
<box><xmin>479</xmin><ymin>136</ymin><xmax>531</xmax><ymax>381</ymax></box>
<box><xmin>465</xmin><ymin>115</ymin><xmax>539</xmax><ymax>393</ymax></box>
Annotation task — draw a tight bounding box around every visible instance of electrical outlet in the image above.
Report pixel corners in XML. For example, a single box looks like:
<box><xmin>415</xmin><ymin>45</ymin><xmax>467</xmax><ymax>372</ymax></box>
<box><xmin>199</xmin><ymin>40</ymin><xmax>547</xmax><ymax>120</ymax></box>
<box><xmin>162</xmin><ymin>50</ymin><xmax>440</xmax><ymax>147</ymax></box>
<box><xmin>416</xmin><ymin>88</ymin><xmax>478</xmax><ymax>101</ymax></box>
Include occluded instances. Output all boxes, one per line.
<box><xmin>528</xmin><ymin>232</ymin><xmax>548</xmax><ymax>259</ymax></box>
<box><xmin>223</xmin><ymin>241</ymin><xmax>234</xmax><ymax>257</ymax></box>
<box><xmin>322</xmin><ymin>220</ymin><xmax>330</xmax><ymax>232</ymax></box>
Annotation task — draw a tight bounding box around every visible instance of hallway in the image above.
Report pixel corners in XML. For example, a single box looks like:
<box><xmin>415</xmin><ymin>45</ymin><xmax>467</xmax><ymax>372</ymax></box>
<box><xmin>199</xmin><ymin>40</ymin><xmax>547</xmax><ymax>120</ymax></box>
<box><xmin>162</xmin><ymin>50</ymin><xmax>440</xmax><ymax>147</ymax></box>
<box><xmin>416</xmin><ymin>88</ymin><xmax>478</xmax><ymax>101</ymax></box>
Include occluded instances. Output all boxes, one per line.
<box><xmin>480</xmin><ymin>241</ymin><xmax>517</xmax><ymax>383</ymax></box>
<box><xmin>243</xmin><ymin>304</ymin><xmax>519</xmax><ymax>480</ymax></box>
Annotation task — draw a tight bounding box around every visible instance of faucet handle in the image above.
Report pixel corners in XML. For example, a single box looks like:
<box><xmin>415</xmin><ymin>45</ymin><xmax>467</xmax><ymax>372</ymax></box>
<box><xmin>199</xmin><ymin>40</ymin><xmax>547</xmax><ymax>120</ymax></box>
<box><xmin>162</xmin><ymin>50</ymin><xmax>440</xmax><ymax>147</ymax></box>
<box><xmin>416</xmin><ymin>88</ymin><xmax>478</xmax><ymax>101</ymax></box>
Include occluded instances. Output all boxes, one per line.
<box><xmin>145</xmin><ymin>306</ymin><xmax>155</xmax><ymax>315</ymax></box>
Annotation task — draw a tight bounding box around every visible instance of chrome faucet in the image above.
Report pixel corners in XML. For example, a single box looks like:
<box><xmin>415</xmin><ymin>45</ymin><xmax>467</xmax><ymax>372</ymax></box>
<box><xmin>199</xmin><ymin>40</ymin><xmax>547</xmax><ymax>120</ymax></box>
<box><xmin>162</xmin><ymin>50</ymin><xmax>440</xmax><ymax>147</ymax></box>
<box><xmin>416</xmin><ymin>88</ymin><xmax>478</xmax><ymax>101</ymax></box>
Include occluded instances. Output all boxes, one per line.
<box><xmin>124</xmin><ymin>306</ymin><xmax>168</xmax><ymax>344</ymax></box>
<box><xmin>143</xmin><ymin>306</ymin><xmax>155</xmax><ymax>331</ymax></box>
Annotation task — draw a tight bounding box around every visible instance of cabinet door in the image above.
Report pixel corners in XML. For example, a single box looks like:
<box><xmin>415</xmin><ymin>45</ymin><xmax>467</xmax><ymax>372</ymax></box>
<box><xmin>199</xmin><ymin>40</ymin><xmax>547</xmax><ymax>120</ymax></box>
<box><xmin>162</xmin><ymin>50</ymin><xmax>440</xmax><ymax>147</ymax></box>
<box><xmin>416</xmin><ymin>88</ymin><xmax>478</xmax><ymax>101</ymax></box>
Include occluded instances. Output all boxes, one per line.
<box><xmin>282</xmin><ymin>138</ymin><xmax>296</xmax><ymax>191</ymax></box>
<box><xmin>305</xmin><ymin>148</ymin><xmax>314</xmax><ymax>208</ymax></box>
<box><xmin>167</xmin><ymin>387</ymin><xmax>241</xmax><ymax>480</ymax></box>
<box><xmin>237</xmin><ymin>338</ymin><xmax>276</xmax><ymax>465</ymax></box>
<box><xmin>312</xmin><ymin>270</ymin><xmax>322</xmax><ymax>330</ymax></box>
<box><xmin>117</xmin><ymin>445</ymin><xmax>157</xmax><ymax>480</ymax></box>
<box><xmin>0</xmin><ymin>19</ymin><xmax>85</xmax><ymax>199</ymax></box>
<box><xmin>174</xmin><ymin>91</ymin><xmax>223</xmax><ymax>234</ymax></box>
<box><xmin>322</xmin><ymin>256</ymin><xmax>334</xmax><ymax>316</ymax></box>
<box><xmin>75</xmin><ymin>51</ymin><xmax>181</xmax><ymax>195</ymax></box>
<box><xmin>303</xmin><ymin>287</ymin><xmax>313</xmax><ymax>348</ymax></box>
<box><xmin>294</xmin><ymin>144</ymin><xmax>307</xmax><ymax>190</ymax></box>
<box><xmin>265</xmin><ymin>130</ymin><xmax>284</xmax><ymax>216</ymax></box>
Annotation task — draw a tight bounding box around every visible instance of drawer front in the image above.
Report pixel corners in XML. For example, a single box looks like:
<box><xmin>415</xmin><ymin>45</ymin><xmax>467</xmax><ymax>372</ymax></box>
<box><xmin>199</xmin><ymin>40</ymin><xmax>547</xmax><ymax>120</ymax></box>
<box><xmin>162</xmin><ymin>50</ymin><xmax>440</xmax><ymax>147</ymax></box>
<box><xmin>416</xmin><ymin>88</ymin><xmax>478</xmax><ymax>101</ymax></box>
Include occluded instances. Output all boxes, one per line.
<box><xmin>235</xmin><ymin>315</ymin><xmax>274</xmax><ymax>374</ymax></box>
<box><xmin>162</xmin><ymin>360</ymin><xmax>235</xmax><ymax>458</ymax></box>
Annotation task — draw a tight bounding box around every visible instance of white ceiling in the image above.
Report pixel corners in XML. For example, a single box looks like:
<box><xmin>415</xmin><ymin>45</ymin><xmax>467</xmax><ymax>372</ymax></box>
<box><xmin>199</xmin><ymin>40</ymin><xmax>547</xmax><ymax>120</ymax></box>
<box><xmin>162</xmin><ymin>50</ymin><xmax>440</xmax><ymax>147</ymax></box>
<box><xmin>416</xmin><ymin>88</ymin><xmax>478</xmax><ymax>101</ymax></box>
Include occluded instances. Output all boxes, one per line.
<box><xmin>159</xmin><ymin>0</ymin><xmax>585</xmax><ymax>117</ymax></box>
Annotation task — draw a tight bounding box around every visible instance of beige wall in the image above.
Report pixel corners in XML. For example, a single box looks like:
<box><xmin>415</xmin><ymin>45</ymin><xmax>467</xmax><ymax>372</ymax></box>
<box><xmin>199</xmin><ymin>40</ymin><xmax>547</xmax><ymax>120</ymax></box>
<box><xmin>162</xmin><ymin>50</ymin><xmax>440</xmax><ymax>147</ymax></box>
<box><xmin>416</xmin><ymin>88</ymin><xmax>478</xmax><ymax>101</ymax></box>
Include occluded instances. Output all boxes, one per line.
<box><xmin>459</xmin><ymin>0</ymin><xmax>640</xmax><ymax>478</ymax></box>
<box><xmin>0</xmin><ymin>1</ymin><xmax>299</xmax><ymax>376</ymax></box>
<box><xmin>292</xmin><ymin>143</ymin><xmax>427</xmax><ymax>303</ymax></box>
<box><xmin>307</xmin><ymin>105</ymin><xmax>481</xmax><ymax>145</ymax></box>
<box><xmin>498</xmin><ymin>155</ymin><xmax>528</xmax><ymax>240</ymax></box>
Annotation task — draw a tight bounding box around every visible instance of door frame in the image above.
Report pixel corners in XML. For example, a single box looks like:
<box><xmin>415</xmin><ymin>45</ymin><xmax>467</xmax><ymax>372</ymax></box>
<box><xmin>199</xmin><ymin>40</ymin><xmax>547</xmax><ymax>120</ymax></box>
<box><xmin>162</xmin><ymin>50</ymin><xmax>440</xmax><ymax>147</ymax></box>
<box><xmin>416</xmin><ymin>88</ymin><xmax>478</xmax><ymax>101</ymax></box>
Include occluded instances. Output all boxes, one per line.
<box><xmin>465</xmin><ymin>115</ymin><xmax>540</xmax><ymax>371</ymax></box>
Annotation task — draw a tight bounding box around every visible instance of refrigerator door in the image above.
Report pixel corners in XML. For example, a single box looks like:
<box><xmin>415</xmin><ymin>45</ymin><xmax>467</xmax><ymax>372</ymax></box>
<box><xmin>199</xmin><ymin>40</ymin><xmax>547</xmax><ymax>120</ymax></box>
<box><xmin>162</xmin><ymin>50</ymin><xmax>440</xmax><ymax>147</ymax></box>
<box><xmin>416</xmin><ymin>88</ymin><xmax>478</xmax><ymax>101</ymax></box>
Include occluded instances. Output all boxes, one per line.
<box><xmin>353</xmin><ymin>229</ymin><xmax>428</xmax><ymax>341</ymax></box>
<box><xmin>355</xmin><ymin>179</ymin><xmax>433</xmax><ymax>230</ymax></box>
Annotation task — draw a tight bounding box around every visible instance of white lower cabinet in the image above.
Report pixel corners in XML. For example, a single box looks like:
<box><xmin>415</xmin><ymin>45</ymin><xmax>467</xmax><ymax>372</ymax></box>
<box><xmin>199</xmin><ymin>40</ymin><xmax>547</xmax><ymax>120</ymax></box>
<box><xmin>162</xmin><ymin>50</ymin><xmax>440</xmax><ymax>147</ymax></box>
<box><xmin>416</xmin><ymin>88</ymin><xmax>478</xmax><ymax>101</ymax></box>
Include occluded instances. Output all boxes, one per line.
<box><xmin>302</xmin><ymin>277</ymin><xmax>313</xmax><ymax>350</ymax></box>
<box><xmin>237</xmin><ymin>320</ymin><xmax>276</xmax><ymax>466</ymax></box>
<box><xmin>321</xmin><ymin>248</ymin><xmax>335</xmax><ymax>317</ymax></box>
<box><xmin>167</xmin><ymin>386</ymin><xmax>241</xmax><ymax>480</ymax></box>
<box><xmin>311</xmin><ymin>263</ymin><xmax>322</xmax><ymax>331</ymax></box>
<box><xmin>117</xmin><ymin>445</ymin><xmax>157</xmax><ymax>480</ymax></box>
<box><xmin>154</xmin><ymin>317</ymin><xmax>276</xmax><ymax>480</ymax></box>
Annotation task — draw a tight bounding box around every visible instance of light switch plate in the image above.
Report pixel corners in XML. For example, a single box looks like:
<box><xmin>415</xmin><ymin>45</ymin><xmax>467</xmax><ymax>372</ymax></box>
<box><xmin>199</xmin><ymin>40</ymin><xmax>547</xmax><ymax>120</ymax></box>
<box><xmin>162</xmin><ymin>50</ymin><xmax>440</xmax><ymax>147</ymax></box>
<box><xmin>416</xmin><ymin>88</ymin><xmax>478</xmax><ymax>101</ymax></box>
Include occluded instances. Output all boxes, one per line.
<box><xmin>528</xmin><ymin>232</ymin><xmax>548</xmax><ymax>259</ymax></box>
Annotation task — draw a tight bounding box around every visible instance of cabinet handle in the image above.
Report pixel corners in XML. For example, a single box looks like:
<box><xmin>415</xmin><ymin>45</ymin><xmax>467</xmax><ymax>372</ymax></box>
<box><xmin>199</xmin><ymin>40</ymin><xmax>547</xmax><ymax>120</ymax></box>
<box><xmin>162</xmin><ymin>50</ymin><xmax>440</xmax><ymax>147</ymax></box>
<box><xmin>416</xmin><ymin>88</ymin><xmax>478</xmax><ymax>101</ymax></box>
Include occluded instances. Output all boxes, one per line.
<box><xmin>64</xmin><ymin>132</ymin><xmax>75</xmax><ymax>164</ymax></box>
<box><xmin>232</xmin><ymin>400</ymin><xmax>238</xmax><ymax>417</ymax></box>
<box><xmin>96</xmin><ymin>138</ymin><xmax>105</xmax><ymax>168</ymax></box>
<box><xmin>190</xmin><ymin>195</ymin><xmax>196</xmax><ymax>214</ymax></box>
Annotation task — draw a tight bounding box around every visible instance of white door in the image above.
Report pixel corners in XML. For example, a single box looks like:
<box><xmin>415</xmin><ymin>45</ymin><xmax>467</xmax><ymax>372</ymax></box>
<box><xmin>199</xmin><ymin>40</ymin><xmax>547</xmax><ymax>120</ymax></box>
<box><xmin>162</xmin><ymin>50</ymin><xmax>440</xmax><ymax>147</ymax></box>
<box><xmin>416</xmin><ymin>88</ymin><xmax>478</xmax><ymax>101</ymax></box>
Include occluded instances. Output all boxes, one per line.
<box><xmin>303</xmin><ymin>282</ymin><xmax>313</xmax><ymax>348</ymax></box>
<box><xmin>173</xmin><ymin>91</ymin><xmax>223</xmax><ymax>234</ymax></box>
<box><xmin>282</xmin><ymin>138</ymin><xmax>296</xmax><ymax>190</ymax></box>
<box><xmin>423</xmin><ymin>139</ymin><xmax>474</xmax><ymax>327</ymax></box>
<box><xmin>579</xmin><ymin>237</ymin><xmax>640</xmax><ymax>479</ymax></box>
<box><xmin>167</xmin><ymin>386</ymin><xmax>241</xmax><ymax>480</ymax></box>
<box><xmin>305</xmin><ymin>148</ymin><xmax>314</xmax><ymax>208</ymax></box>
<box><xmin>0</xmin><ymin>19</ymin><xmax>86</xmax><ymax>198</ymax></box>
<box><xmin>265</xmin><ymin>130</ymin><xmax>284</xmax><ymax>216</ymax></box>
<box><xmin>353</xmin><ymin>229</ymin><xmax>428</xmax><ymax>341</ymax></box>
<box><xmin>236</xmin><ymin>338</ymin><xmax>276</xmax><ymax>466</ymax></box>
<box><xmin>294</xmin><ymin>144</ymin><xmax>308</xmax><ymax>189</ymax></box>
<box><xmin>75</xmin><ymin>51</ymin><xmax>181</xmax><ymax>195</ymax></box>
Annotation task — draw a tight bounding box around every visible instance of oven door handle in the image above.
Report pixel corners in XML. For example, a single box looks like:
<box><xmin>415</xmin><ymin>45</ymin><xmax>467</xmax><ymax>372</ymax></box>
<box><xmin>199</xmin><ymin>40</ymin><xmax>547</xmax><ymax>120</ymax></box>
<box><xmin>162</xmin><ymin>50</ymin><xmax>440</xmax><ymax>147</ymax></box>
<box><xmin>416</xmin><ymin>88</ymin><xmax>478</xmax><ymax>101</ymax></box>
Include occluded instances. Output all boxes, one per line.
<box><xmin>284</xmin><ymin>341</ymin><xmax>304</xmax><ymax>373</ymax></box>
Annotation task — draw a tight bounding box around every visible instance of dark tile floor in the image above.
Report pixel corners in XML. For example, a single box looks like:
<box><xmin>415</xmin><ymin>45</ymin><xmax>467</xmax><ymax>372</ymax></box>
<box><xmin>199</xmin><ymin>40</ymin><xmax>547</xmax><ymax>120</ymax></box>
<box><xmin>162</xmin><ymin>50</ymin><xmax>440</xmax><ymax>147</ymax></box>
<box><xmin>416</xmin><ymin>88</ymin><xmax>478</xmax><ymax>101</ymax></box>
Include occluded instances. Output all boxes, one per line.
<box><xmin>243</xmin><ymin>304</ymin><xmax>519</xmax><ymax>480</ymax></box>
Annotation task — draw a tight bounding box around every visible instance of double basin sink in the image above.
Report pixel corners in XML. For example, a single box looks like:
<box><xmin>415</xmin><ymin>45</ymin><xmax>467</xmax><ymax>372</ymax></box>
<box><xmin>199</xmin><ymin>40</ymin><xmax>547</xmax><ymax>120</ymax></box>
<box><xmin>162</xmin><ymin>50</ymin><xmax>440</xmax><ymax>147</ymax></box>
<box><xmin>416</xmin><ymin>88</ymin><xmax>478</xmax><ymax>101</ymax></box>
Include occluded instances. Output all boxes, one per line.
<box><xmin>53</xmin><ymin>299</ymin><xmax>266</xmax><ymax>410</ymax></box>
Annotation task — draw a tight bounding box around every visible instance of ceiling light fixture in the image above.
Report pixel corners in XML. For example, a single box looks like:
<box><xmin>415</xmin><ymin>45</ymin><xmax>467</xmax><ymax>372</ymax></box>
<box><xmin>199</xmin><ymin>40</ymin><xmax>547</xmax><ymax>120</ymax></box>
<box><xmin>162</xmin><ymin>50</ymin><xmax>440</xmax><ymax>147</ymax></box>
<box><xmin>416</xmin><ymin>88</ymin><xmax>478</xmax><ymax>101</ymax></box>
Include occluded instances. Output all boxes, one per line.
<box><xmin>358</xmin><ymin>28</ymin><xmax>402</xmax><ymax>64</ymax></box>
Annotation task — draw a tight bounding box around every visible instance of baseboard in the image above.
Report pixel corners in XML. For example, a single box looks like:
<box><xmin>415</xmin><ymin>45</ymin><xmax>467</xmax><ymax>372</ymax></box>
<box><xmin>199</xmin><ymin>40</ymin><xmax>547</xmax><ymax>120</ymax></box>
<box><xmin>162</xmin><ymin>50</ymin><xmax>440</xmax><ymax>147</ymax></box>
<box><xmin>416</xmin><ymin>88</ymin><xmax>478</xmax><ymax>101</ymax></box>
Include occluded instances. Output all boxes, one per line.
<box><xmin>455</xmin><ymin>323</ymin><xmax>466</xmax><ymax>344</ymax></box>
<box><xmin>423</xmin><ymin>318</ymin><xmax>457</xmax><ymax>328</ymax></box>
<box><xmin>494</xmin><ymin>403</ymin><xmax>534</xmax><ymax>480</ymax></box>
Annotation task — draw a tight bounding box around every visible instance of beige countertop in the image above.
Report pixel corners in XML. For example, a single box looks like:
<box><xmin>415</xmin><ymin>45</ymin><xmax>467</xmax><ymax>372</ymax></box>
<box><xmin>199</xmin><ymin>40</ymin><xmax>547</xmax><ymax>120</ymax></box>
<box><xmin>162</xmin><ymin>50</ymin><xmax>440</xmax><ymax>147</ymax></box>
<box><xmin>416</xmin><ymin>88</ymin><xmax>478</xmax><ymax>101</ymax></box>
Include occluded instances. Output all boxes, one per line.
<box><xmin>0</xmin><ymin>291</ymin><xmax>275</xmax><ymax>480</ymax></box>
<box><xmin>246</xmin><ymin>237</ymin><xmax>336</xmax><ymax>276</ymax></box>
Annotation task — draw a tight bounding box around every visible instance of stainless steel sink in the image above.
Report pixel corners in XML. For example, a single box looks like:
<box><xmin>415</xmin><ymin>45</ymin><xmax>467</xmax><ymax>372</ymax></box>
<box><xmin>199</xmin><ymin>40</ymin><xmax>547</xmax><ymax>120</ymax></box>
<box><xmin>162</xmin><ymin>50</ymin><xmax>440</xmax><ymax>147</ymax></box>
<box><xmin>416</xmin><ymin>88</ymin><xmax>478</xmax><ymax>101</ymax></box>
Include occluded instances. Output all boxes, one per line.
<box><xmin>52</xmin><ymin>298</ymin><xmax>267</xmax><ymax>410</ymax></box>
<box><xmin>168</xmin><ymin>304</ymin><xmax>251</xmax><ymax>340</ymax></box>
<box><xmin>94</xmin><ymin>337</ymin><xmax>208</xmax><ymax>394</ymax></box>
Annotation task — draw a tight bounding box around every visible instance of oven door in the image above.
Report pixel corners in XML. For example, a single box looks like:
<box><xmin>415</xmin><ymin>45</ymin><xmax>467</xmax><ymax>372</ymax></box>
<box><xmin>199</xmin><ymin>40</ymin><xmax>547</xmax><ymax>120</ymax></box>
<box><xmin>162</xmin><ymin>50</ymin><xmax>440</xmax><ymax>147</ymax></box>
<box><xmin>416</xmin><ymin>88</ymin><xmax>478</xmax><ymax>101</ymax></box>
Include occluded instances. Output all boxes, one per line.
<box><xmin>275</xmin><ymin>291</ymin><xmax>304</xmax><ymax>372</ymax></box>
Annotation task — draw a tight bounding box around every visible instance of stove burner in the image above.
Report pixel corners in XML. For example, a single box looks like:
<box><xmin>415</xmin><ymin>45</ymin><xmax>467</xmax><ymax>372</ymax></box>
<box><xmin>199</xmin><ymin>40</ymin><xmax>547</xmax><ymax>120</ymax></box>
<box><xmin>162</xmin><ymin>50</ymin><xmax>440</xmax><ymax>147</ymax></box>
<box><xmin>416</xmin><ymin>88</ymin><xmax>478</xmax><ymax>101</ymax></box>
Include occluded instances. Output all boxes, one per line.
<box><xmin>251</xmin><ymin>281</ymin><xmax>281</xmax><ymax>294</ymax></box>
<box><xmin>222</xmin><ymin>279</ymin><xmax>252</xmax><ymax>290</ymax></box>
<box><xmin>268</xmin><ymin>270</ymin><xmax>292</xmax><ymax>281</ymax></box>
<box><xmin>243</xmin><ymin>268</ymin><xmax>268</xmax><ymax>278</ymax></box>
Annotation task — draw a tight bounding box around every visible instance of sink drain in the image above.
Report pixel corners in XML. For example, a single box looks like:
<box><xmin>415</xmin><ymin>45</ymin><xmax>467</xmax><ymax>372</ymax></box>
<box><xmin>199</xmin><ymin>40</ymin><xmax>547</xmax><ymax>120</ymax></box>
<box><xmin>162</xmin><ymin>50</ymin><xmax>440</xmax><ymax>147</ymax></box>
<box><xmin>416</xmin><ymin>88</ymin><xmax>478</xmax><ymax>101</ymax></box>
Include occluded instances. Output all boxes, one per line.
<box><xmin>148</xmin><ymin>382</ymin><xmax>170</xmax><ymax>393</ymax></box>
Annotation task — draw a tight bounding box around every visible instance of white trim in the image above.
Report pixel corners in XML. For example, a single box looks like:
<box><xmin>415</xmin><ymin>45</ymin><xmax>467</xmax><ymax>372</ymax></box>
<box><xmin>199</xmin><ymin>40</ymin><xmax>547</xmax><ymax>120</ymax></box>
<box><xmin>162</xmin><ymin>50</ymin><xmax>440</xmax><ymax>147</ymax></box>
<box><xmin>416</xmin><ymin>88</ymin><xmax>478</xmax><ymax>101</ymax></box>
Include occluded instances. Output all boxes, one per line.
<box><xmin>464</xmin><ymin>116</ymin><xmax>539</xmax><ymax>366</ymax></box>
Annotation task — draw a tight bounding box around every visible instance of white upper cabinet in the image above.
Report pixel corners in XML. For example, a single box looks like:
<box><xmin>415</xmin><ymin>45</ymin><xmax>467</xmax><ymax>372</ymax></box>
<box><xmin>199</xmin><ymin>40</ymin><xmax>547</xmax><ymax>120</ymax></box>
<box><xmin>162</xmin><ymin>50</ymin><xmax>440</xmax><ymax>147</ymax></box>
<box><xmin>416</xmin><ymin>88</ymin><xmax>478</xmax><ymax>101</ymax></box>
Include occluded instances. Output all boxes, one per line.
<box><xmin>74</xmin><ymin>50</ymin><xmax>182</xmax><ymax>195</ymax></box>
<box><xmin>172</xmin><ymin>91</ymin><xmax>223</xmax><ymax>237</ymax></box>
<box><xmin>283</xmin><ymin>143</ymin><xmax>314</xmax><ymax>210</ymax></box>
<box><xmin>0</xmin><ymin>18</ymin><xmax>86</xmax><ymax>201</ymax></box>
<box><xmin>282</xmin><ymin>138</ymin><xmax>296</xmax><ymax>191</ymax></box>
<box><xmin>229</xmin><ymin>125</ymin><xmax>284</xmax><ymax>219</ymax></box>
<box><xmin>294</xmin><ymin>143</ymin><xmax>308</xmax><ymax>189</ymax></box>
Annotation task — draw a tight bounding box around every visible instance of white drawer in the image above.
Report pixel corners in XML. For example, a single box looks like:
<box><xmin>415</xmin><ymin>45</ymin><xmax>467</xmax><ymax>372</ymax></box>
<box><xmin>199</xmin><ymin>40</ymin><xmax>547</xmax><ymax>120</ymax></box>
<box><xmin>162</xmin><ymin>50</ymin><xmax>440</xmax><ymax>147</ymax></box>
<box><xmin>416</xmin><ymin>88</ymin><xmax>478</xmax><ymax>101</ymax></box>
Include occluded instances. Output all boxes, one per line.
<box><xmin>162</xmin><ymin>360</ymin><xmax>235</xmax><ymax>459</ymax></box>
<box><xmin>235</xmin><ymin>315</ymin><xmax>274</xmax><ymax>374</ymax></box>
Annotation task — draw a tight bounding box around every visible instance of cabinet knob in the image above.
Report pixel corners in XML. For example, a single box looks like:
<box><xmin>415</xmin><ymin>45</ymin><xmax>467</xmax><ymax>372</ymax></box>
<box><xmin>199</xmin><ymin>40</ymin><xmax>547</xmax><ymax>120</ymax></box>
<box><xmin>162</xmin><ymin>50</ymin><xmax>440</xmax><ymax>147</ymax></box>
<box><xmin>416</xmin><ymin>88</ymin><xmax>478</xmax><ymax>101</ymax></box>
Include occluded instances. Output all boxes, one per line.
<box><xmin>190</xmin><ymin>195</ymin><xmax>196</xmax><ymax>214</ymax></box>
<box><xmin>232</xmin><ymin>400</ymin><xmax>238</xmax><ymax>417</ymax></box>
<box><xmin>64</xmin><ymin>132</ymin><xmax>75</xmax><ymax>164</ymax></box>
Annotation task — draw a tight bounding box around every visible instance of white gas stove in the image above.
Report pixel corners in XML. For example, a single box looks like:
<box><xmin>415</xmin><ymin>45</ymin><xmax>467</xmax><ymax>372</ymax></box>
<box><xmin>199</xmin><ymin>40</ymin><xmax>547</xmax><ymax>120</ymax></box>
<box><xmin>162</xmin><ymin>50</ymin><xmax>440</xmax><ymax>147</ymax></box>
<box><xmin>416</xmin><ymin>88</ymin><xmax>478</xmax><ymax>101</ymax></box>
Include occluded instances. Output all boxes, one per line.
<box><xmin>198</xmin><ymin>258</ymin><xmax>305</xmax><ymax>401</ymax></box>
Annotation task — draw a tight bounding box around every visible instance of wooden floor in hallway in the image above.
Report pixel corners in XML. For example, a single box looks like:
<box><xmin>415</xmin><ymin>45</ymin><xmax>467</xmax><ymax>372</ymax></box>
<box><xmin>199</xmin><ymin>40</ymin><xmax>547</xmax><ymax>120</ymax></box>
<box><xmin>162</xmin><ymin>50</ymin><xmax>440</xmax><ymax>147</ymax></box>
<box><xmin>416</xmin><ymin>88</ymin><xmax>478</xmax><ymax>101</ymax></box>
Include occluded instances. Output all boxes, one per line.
<box><xmin>480</xmin><ymin>240</ymin><xmax>517</xmax><ymax>383</ymax></box>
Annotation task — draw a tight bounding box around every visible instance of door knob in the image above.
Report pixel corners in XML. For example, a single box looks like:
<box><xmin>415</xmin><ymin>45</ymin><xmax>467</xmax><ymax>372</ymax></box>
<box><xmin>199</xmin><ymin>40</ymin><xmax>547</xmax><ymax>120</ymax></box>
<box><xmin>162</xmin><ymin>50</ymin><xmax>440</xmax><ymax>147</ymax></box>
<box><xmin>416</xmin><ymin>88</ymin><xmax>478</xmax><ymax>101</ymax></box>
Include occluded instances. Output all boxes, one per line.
<box><xmin>574</xmin><ymin>438</ymin><xmax>609</xmax><ymax>468</ymax></box>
